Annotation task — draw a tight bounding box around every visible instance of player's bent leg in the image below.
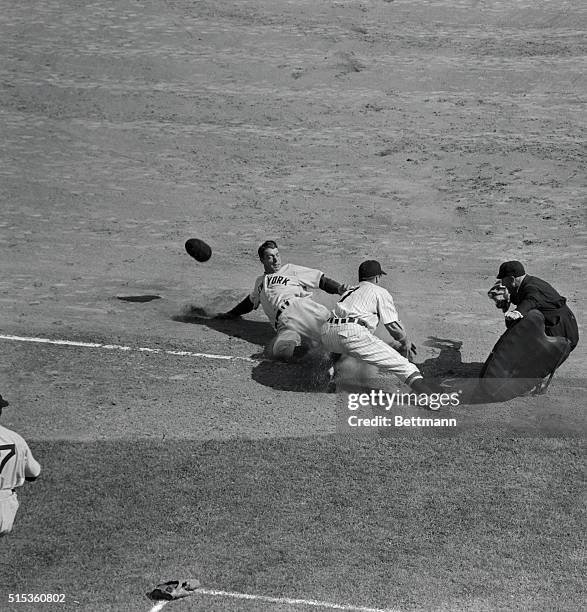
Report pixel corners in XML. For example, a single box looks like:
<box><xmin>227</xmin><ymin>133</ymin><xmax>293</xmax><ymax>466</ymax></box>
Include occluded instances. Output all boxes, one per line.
<box><xmin>320</xmin><ymin>324</ymin><xmax>349</xmax><ymax>392</ymax></box>
<box><xmin>320</xmin><ymin>322</ymin><xmax>346</xmax><ymax>354</ymax></box>
<box><xmin>321</xmin><ymin>326</ymin><xmax>439</xmax><ymax>405</ymax></box>
<box><xmin>0</xmin><ymin>493</ymin><xmax>19</xmax><ymax>535</ymax></box>
<box><xmin>271</xmin><ymin>329</ymin><xmax>302</xmax><ymax>361</ymax></box>
<box><xmin>344</xmin><ymin>332</ymin><xmax>421</xmax><ymax>383</ymax></box>
<box><xmin>281</xmin><ymin>299</ymin><xmax>330</xmax><ymax>343</ymax></box>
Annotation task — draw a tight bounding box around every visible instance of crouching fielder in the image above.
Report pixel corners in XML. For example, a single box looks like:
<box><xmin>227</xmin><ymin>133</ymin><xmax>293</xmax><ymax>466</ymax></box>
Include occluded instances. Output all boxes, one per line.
<box><xmin>321</xmin><ymin>260</ymin><xmax>433</xmax><ymax>396</ymax></box>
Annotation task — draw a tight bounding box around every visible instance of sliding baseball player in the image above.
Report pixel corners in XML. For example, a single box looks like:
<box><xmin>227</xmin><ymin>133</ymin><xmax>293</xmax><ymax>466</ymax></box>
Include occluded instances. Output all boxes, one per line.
<box><xmin>216</xmin><ymin>240</ymin><xmax>348</xmax><ymax>360</ymax></box>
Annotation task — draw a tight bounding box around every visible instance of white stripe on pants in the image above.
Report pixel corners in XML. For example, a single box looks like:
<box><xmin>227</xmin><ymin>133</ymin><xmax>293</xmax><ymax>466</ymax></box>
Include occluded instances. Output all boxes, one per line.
<box><xmin>320</xmin><ymin>321</ymin><xmax>421</xmax><ymax>383</ymax></box>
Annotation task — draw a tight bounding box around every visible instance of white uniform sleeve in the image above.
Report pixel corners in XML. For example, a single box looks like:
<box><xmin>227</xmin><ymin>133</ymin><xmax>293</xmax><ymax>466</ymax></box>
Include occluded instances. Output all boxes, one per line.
<box><xmin>377</xmin><ymin>290</ymin><xmax>399</xmax><ymax>325</ymax></box>
<box><xmin>293</xmin><ymin>265</ymin><xmax>323</xmax><ymax>289</ymax></box>
<box><xmin>248</xmin><ymin>275</ymin><xmax>264</xmax><ymax>309</ymax></box>
<box><xmin>24</xmin><ymin>447</ymin><xmax>41</xmax><ymax>479</ymax></box>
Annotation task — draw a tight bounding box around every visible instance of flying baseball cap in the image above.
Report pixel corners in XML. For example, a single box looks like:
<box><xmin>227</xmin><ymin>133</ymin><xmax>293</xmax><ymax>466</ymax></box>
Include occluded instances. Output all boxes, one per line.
<box><xmin>358</xmin><ymin>260</ymin><xmax>387</xmax><ymax>280</ymax></box>
<box><xmin>496</xmin><ymin>260</ymin><xmax>525</xmax><ymax>279</ymax></box>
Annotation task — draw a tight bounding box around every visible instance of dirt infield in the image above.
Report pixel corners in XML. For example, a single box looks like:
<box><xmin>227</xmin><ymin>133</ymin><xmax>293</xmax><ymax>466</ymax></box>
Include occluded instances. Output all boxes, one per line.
<box><xmin>0</xmin><ymin>1</ymin><xmax>585</xmax><ymax>610</ymax></box>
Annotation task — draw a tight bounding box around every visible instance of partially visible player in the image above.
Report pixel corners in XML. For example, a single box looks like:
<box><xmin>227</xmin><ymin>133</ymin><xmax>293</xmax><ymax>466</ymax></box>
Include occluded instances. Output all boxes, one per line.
<box><xmin>216</xmin><ymin>240</ymin><xmax>348</xmax><ymax>360</ymax></box>
<box><xmin>0</xmin><ymin>395</ymin><xmax>41</xmax><ymax>536</ymax></box>
<box><xmin>321</xmin><ymin>260</ymin><xmax>437</xmax><ymax>403</ymax></box>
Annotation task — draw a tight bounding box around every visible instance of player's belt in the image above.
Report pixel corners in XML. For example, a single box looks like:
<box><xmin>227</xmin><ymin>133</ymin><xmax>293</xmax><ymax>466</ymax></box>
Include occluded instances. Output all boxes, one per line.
<box><xmin>274</xmin><ymin>300</ymin><xmax>291</xmax><ymax>326</ymax></box>
<box><xmin>328</xmin><ymin>317</ymin><xmax>368</xmax><ymax>328</ymax></box>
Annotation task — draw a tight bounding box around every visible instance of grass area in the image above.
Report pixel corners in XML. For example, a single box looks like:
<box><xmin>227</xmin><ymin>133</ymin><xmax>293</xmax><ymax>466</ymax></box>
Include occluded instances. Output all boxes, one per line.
<box><xmin>2</xmin><ymin>435</ymin><xmax>584</xmax><ymax>611</ymax></box>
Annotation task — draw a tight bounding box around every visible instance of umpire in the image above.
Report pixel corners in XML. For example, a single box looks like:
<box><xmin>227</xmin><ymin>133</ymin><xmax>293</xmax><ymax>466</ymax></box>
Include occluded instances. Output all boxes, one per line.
<box><xmin>496</xmin><ymin>260</ymin><xmax>579</xmax><ymax>351</ymax></box>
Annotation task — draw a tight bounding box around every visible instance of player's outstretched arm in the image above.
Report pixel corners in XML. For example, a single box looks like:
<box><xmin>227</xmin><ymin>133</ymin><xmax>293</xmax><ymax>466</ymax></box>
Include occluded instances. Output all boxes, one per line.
<box><xmin>319</xmin><ymin>275</ymin><xmax>349</xmax><ymax>295</ymax></box>
<box><xmin>214</xmin><ymin>296</ymin><xmax>255</xmax><ymax>319</ymax></box>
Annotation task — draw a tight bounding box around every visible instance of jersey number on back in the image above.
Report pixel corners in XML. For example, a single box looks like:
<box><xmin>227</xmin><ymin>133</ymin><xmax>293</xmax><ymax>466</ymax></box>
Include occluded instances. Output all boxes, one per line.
<box><xmin>0</xmin><ymin>444</ymin><xmax>16</xmax><ymax>474</ymax></box>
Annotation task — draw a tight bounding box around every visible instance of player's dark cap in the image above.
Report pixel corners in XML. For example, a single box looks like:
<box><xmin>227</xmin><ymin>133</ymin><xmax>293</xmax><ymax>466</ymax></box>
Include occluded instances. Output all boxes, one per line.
<box><xmin>359</xmin><ymin>260</ymin><xmax>387</xmax><ymax>280</ymax></box>
<box><xmin>0</xmin><ymin>394</ymin><xmax>9</xmax><ymax>409</ymax></box>
<box><xmin>497</xmin><ymin>260</ymin><xmax>525</xmax><ymax>279</ymax></box>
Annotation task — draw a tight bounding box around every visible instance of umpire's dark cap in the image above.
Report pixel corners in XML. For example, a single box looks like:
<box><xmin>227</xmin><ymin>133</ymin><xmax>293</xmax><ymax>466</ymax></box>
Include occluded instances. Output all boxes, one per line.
<box><xmin>497</xmin><ymin>260</ymin><xmax>525</xmax><ymax>279</ymax></box>
<box><xmin>359</xmin><ymin>260</ymin><xmax>387</xmax><ymax>280</ymax></box>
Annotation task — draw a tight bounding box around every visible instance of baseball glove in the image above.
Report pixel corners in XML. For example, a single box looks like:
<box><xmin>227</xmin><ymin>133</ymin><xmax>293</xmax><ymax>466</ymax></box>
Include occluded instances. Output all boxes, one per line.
<box><xmin>488</xmin><ymin>281</ymin><xmax>511</xmax><ymax>312</ymax></box>
<box><xmin>146</xmin><ymin>579</ymin><xmax>201</xmax><ymax>601</ymax></box>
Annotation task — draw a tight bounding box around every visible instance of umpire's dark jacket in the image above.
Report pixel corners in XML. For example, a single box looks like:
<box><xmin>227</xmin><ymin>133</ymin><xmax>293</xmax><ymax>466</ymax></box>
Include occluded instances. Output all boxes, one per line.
<box><xmin>511</xmin><ymin>275</ymin><xmax>579</xmax><ymax>350</ymax></box>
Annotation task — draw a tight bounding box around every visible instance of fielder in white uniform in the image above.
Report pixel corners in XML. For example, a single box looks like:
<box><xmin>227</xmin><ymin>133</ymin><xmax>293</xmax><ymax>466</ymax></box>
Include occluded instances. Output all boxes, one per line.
<box><xmin>0</xmin><ymin>395</ymin><xmax>41</xmax><ymax>535</ymax></box>
<box><xmin>321</xmin><ymin>260</ymin><xmax>434</xmax><ymax>396</ymax></box>
<box><xmin>216</xmin><ymin>240</ymin><xmax>348</xmax><ymax>360</ymax></box>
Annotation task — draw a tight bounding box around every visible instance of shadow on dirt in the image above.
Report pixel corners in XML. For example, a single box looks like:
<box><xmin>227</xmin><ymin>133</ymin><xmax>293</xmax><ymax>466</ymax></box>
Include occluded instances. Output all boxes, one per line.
<box><xmin>325</xmin><ymin>338</ymin><xmax>498</xmax><ymax>406</ymax></box>
<box><xmin>117</xmin><ymin>294</ymin><xmax>161</xmax><ymax>303</ymax></box>
<box><xmin>253</xmin><ymin>336</ymin><xmax>490</xmax><ymax>397</ymax></box>
<box><xmin>419</xmin><ymin>336</ymin><xmax>485</xmax><ymax>380</ymax></box>
<box><xmin>173</xmin><ymin>306</ymin><xmax>333</xmax><ymax>392</ymax></box>
<box><xmin>172</xmin><ymin>306</ymin><xmax>274</xmax><ymax>347</ymax></box>
<box><xmin>418</xmin><ymin>336</ymin><xmax>564</xmax><ymax>406</ymax></box>
<box><xmin>251</xmin><ymin>349</ymin><xmax>332</xmax><ymax>393</ymax></box>
<box><xmin>418</xmin><ymin>336</ymin><xmax>490</xmax><ymax>404</ymax></box>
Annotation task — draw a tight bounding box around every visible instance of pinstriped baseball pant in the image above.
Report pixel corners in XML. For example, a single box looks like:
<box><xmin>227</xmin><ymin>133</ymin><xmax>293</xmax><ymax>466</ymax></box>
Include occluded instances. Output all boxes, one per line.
<box><xmin>320</xmin><ymin>321</ymin><xmax>422</xmax><ymax>384</ymax></box>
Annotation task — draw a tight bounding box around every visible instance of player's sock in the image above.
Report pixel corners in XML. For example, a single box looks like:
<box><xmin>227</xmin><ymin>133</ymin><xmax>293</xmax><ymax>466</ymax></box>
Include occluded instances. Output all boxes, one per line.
<box><xmin>326</xmin><ymin>365</ymin><xmax>337</xmax><ymax>393</ymax></box>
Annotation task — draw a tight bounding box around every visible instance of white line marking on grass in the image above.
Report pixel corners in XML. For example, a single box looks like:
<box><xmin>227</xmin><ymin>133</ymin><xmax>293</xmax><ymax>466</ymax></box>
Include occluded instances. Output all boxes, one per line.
<box><xmin>194</xmin><ymin>588</ymin><xmax>399</xmax><ymax>612</ymax></box>
<box><xmin>0</xmin><ymin>334</ymin><xmax>261</xmax><ymax>363</ymax></box>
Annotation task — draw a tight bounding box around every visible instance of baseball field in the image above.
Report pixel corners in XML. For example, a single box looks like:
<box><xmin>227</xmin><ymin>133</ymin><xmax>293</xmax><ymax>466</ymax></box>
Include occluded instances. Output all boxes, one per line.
<box><xmin>1</xmin><ymin>1</ymin><xmax>585</xmax><ymax>610</ymax></box>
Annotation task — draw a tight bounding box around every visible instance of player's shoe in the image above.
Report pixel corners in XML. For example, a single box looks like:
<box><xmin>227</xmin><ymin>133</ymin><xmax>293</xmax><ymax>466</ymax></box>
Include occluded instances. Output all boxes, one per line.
<box><xmin>292</xmin><ymin>344</ymin><xmax>311</xmax><ymax>362</ymax></box>
<box><xmin>409</xmin><ymin>378</ymin><xmax>440</xmax><ymax>411</ymax></box>
<box><xmin>529</xmin><ymin>374</ymin><xmax>554</xmax><ymax>396</ymax></box>
<box><xmin>326</xmin><ymin>366</ymin><xmax>336</xmax><ymax>393</ymax></box>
